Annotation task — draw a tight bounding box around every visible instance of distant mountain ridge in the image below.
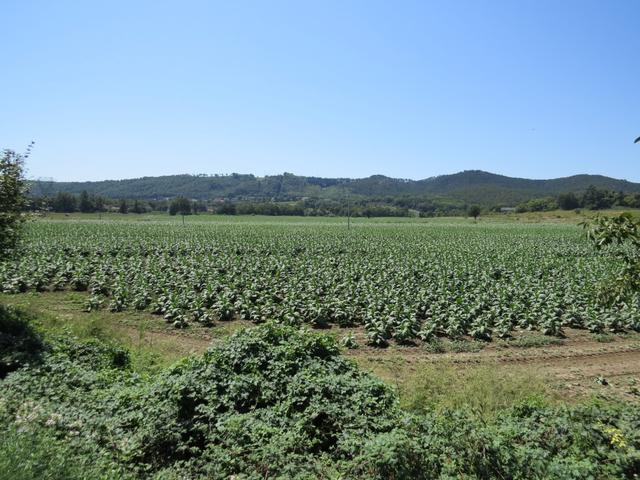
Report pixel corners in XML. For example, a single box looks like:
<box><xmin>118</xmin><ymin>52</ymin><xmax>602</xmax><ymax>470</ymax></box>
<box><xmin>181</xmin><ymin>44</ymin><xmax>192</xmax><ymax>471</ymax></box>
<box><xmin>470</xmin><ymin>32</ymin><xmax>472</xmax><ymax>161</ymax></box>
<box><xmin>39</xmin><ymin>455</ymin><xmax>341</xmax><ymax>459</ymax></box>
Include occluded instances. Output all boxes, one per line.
<box><xmin>29</xmin><ymin>170</ymin><xmax>640</xmax><ymax>207</ymax></box>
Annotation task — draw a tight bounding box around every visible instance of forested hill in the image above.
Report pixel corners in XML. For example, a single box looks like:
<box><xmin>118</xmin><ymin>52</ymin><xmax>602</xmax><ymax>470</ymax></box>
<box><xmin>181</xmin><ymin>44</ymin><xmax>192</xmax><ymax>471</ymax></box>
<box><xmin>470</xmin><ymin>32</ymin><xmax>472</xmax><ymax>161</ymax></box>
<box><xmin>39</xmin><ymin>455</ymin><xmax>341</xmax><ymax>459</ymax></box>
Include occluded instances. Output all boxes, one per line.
<box><xmin>29</xmin><ymin>170</ymin><xmax>640</xmax><ymax>206</ymax></box>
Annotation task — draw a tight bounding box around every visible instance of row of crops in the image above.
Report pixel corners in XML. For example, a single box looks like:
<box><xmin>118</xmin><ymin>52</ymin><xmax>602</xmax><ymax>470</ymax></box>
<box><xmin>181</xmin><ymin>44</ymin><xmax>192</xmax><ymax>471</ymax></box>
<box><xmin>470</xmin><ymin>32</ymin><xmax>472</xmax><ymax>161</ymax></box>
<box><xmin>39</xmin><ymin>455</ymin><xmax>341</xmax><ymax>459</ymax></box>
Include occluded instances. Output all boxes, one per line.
<box><xmin>2</xmin><ymin>220</ymin><xmax>638</xmax><ymax>345</ymax></box>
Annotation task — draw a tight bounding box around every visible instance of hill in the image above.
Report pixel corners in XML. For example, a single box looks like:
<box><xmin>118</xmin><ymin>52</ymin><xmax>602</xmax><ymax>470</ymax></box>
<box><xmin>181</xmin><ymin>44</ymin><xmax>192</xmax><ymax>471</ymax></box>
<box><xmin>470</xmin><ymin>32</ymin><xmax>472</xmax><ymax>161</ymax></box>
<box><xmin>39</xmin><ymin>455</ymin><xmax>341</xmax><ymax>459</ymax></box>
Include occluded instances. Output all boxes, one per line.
<box><xmin>28</xmin><ymin>170</ymin><xmax>640</xmax><ymax>207</ymax></box>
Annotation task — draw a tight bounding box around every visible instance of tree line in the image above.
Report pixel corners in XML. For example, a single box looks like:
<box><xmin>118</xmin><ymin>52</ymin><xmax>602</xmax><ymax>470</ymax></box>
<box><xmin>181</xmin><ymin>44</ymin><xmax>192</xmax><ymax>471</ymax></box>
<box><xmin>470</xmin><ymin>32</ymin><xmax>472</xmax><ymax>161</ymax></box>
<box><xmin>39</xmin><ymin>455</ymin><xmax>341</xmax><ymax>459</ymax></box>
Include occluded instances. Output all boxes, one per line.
<box><xmin>28</xmin><ymin>192</ymin><xmax>439</xmax><ymax>217</ymax></box>
<box><xmin>28</xmin><ymin>191</ymin><xmax>207</xmax><ymax>216</ymax></box>
<box><xmin>25</xmin><ymin>184</ymin><xmax>640</xmax><ymax>218</ymax></box>
<box><xmin>514</xmin><ymin>185</ymin><xmax>640</xmax><ymax>213</ymax></box>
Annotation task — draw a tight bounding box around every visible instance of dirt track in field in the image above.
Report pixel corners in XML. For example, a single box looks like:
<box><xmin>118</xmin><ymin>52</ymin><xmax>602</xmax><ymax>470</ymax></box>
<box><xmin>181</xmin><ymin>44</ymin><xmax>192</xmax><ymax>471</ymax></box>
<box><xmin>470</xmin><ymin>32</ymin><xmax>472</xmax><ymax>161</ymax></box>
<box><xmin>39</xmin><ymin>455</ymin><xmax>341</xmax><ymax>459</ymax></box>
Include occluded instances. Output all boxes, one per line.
<box><xmin>125</xmin><ymin>321</ymin><xmax>640</xmax><ymax>401</ymax></box>
<box><xmin>342</xmin><ymin>328</ymin><xmax>640</xmax><ymax>401</ymax></box>
<box><xmin>3</xmin><ymin>291</ymin><xmax>640</xmax><ymax>401</ymax></box>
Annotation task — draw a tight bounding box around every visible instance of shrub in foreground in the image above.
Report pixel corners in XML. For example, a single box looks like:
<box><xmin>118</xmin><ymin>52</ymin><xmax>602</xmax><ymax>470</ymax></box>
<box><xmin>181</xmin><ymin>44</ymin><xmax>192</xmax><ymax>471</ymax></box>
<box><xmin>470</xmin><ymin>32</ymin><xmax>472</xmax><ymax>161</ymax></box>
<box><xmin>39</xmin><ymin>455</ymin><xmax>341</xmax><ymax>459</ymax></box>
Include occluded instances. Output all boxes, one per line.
<box><xmin>1</xmin><ymin>318</ymin><xmax>640</xmax><ymax>479</ymax></box>
<box><xmin>0</xmin><ymin>305</ymin><xmax>45</xmax><ymax>378</ymax></box>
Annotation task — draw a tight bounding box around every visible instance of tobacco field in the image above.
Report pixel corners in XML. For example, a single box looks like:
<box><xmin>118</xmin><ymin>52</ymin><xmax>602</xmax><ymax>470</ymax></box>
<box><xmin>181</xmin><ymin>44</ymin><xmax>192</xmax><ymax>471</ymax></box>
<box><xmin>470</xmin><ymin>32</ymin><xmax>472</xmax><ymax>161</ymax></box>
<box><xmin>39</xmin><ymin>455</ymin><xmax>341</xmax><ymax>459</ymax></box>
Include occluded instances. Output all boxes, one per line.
<box><xmin>2</xmin><ymin>220</ymin><xmax>638</xmax><ymax>345</ymax></box>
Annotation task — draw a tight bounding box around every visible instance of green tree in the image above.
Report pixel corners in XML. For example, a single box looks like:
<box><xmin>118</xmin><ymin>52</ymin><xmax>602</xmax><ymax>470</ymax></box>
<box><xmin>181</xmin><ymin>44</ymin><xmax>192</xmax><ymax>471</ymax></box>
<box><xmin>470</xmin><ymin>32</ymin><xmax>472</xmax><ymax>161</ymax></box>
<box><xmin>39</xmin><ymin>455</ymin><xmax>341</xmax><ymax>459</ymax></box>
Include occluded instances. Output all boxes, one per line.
<box><xmin>169</xmin><ymin>197</ymin><xmax>192</xmax><ymax>216</ymax></box>
<box><xmin>131</xmin><ymin>200</ymin><xmax>146</xmax><ymax>214</ymax></box>
<box><xmin>52</xmin><ymin>192</ymin><xmax>77</xmax><ymax>212</ymax></box>
<box><xmin>516</xmin><ymin>197</ymin><xmax>558</xmax><ymax>213</ymax></box>
<box><xmin>78</xmin><ymin>190</ymin><xmax>94</xmax><ymax>213</ymax></box>
<box><xmin>192</xmin><ymin>200</ymin><xmax>207</xmax><ymax>215</ymax></box>
<box><xmin>557</xmin><ymin>192</ymin><xmax>580</xmax><ymax>210</ymax></box>
<box><xmin>583</xmin><ymin>213</ymin><xmax>640</xmax><ymax>305</ymax></box>
<box><xmin>0</xmin><ymin>147</ymin><xmax>30</xmax><ymax>258</ymax></box>
<box><xmin>118</xmin><ymin>199</ymin><xmax>129</xmax><ymax>214</ymax></box>
<box><xmin>623</xmin><ymin>193</ymin><xmax>640</xmax><ymax>209</ymax></box>
<box><xmin>93</xmin><ymin>195</ymin><xmax>105</xmax><ymax>212</ymax></box>
<box><xmin>217</xmin><ymin>202</ymin><xmax>237</xmax><ymax>215</ymax></box>
<box><xmin>467</xmin><ymin>205</ymin><xmax>481</xmax><ymax>220</ymax></box>
<box><xmin>582</xmin><ymin>185</ymin><xmax>612</xmax><ymax>210</ymax></box>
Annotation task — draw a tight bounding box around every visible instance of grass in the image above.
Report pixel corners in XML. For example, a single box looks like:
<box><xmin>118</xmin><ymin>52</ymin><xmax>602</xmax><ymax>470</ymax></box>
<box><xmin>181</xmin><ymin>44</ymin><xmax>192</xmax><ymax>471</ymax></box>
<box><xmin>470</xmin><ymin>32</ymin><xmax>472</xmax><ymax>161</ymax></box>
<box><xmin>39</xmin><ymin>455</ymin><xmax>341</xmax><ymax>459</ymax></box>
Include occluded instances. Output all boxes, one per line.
<box><xmin>593</xmin><ymin>333</ymin><xmax>618</xmax><ymax>343</ymax></box>
<box><xmin>0</xmin><ymin>426</ymin><xmax>129</xmax><ymax>480</ymax></box>
<box><xmin>355</xmin><ymin>355</ymin><xmax>553</xmax><ymax>418</ymax></box>
<box><xmin>423</xmin><ymin>337</ymin><xmax>485</xmax><ymax>353</ymax></box>
<box><xmin>0</xmin><ymin>291</ymin><xmax>214</xmax><ymax>373</ymax></box>
<box><xmin>400</xmin><ymin>362</ymin><xmax>552</xmax><ymax>417</ymax></box>
<box><xmin>448</xmin><ymin>338</ymin><xmax>485</xmax><ymax>353</ymax></box>
<box><xmin>497</xmin><ymin>333</ymin><xmax>565</xmax><ymax>349</ymax></box>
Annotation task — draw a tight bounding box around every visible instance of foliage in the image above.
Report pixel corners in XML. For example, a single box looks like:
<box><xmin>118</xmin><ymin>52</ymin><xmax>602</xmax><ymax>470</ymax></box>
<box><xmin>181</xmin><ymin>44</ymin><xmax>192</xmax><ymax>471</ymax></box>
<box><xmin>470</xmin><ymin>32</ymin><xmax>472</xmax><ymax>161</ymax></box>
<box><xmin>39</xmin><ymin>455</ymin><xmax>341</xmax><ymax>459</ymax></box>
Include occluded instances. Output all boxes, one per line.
<box><xmin>516</xmin><ymin>196</ymin><xmax>558</xmax><ymax>213</ymax></box>
<box><xmin>0</xmin><ymin>321</ymin><xmax>397</xmax><ymax>478</ymax></box>
<box><xmin>0</xmin><ymin>146</ymin><xmax>30</xmax><ymax>258</ymax></box>
<box><xmin>51</xmin><ymin>192</ymin><xmax>78</xmax><ymax>213</ymax></box>
<box><xmin>3</xmin><ymin>221</ymin><xmax>640</xmax><ymax>342</ymax></box>
<box><xmin>0</xmin><ymin>305</ymin><xmax>45</xmax><ymax>378</ymax></box>
<box><xmin>1</xmin><ymin>316</ymin><xmax>640</xmax><ymax>479</ymax></box>
<box><xmin>168</xmin><ymin>196</ymin><xmax>192</xmax><ymax>216</ymax></box>
<box><xmin>582</xmin><ymin>184</ymin><xmax>618</xmax><ymax>210</ymax></box>
<box><xmin>78</xmin><ymin>190</ymin><xmax>93</xmax><ymax>213</ymax></box>
<box><xmin>26</xmin><ymin>177</ymin><xmax>640</xmax><ymax>217</ymax></box>
<box><xmin>558</xmin><ymin>192</ymin><xmax>581</xmax><ymax>210</ymax></box>
<box><xmin>467</xmin><ymin>204</ymin><xmax>481</xmax><ymax>219</ymax></box>
<box><xmin>0</xmin><ymin>425</ymin><xmax>131</xmax><ymax>480</ymax></box>
<box><xmin>585</xmin><ymin>212</ymin><xmax>640</xmax><ymax>249</ymax></box>
<box><xmin>583</xmin><ymin>212</ymin><xmax>640</xmax><ymax>305</ymax></box>
<box><xmin>27</xmin><ymin>170</ymin><xmax>640</xmax><ymax>210</ymax></box>
<box><xmin>27</xmin><ymin>183</ymin><xmax>640</xmax><ymax>217</ymax></box>
<box><xmin>131</xmin><ymin>199</ymin><xmax>146</xmax><ymax>214</ymax></box>
<box><xmin>514</xmin><ymin>185</ymin><xmax>636</xmax><ymax>213</ymax></box>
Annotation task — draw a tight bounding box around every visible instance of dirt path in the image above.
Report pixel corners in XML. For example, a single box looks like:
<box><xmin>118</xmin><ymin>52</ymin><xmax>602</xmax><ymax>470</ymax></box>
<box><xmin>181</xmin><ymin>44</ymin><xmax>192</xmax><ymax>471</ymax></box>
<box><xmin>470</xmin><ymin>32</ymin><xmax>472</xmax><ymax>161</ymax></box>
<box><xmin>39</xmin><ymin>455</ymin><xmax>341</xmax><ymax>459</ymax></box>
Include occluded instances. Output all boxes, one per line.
<box><xmin>344</xmin><ymin>330</ymin><xmax>640</xmax><ymax>401</ymax></box>
<box><xmin>120</xmin><ymin>320</ymin><xmax>640</xmax><ymax>401</ymax></box>
<box><xmin>4</xmin><ymin>291</ymin><xmax>640</xmax><ymax>400</ymax></box>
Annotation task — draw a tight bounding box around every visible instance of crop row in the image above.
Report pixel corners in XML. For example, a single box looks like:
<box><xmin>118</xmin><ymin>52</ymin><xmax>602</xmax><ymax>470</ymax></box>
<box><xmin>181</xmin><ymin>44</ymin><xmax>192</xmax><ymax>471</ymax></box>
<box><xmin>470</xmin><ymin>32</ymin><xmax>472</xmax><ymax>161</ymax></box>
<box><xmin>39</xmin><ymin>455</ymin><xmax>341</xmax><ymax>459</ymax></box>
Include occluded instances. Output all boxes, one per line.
<box><xmin>1</xmin><ymin>221</ymin><xmax>638</xmax><ymax>345</ymax></box>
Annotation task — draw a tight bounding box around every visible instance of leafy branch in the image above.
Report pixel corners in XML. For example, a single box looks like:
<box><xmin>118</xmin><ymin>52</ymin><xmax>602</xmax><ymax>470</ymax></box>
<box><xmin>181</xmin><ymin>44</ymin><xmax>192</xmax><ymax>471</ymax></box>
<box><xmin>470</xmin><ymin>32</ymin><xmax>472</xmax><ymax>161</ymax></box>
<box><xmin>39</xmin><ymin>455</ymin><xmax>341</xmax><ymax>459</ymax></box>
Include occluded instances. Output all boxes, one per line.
<box><xmin>582</xmin><ymin>213</ymin><xmax>640</xmax><ymax>306</ymax></box>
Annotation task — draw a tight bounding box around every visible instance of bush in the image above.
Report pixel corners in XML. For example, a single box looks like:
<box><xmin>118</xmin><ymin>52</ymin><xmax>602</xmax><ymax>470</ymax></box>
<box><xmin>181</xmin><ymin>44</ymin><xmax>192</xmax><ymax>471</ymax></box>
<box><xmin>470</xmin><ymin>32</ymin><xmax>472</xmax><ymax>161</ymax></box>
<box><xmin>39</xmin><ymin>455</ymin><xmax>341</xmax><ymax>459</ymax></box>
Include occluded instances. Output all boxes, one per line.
<box><xmin>516</xmin><ymin>197</ymin><xmax>558</xmax><ymax>213</ymax></box>
<box><xmin>0</xmin><ymin>426</ymin><xmax>131</xmax><ymax>480</ymax></box>
<box><xmin>2</xmin><ymin>317</ymin><xmax>640</xmax><ymax>479</ymax></box>
<box><xmin>0</xmin><ymin>305</ymin><xmax>45</xmax><ymax>378</ymax></box>
<box><xmin>115</xmin><ymin>324</ymin><xmax>398</xmax><ymax>474</ymax></box>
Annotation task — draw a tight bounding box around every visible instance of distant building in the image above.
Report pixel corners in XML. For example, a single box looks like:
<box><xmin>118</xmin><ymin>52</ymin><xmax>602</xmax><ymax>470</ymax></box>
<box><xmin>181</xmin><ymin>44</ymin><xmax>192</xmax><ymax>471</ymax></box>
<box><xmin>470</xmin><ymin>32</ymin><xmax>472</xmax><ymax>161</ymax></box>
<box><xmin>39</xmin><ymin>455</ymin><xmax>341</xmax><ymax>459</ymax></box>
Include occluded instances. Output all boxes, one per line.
<box><xmin>500</xmin><ymin>207</ymin><xmax>516</xmax><ymax>213</ymax></box>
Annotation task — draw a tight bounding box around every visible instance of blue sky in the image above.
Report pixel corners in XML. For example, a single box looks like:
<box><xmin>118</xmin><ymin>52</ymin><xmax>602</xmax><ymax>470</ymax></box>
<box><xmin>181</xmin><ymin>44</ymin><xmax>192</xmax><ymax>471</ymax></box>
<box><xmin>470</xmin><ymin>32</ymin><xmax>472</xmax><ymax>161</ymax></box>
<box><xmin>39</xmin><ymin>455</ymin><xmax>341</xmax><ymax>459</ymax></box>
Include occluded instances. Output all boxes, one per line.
<box><xmin>2</xmin><ymin>0</ymin><xmax>639</xmax><ymax>182</ymax></box>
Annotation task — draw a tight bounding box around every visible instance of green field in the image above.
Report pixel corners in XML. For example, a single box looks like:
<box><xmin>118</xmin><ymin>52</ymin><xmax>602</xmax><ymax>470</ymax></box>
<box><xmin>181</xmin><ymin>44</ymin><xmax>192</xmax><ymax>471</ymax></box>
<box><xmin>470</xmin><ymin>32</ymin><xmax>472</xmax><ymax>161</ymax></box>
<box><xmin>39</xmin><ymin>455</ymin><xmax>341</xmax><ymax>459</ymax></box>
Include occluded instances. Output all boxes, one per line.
<box><xmin>3</xmin><ymin>214</ymin><xmax>640</xmax><ymax>479</ymax></box>
<box><xmin>2</xmin><ymin>215</ymin><xmax>638</xmax><ymax>346</ymax></box>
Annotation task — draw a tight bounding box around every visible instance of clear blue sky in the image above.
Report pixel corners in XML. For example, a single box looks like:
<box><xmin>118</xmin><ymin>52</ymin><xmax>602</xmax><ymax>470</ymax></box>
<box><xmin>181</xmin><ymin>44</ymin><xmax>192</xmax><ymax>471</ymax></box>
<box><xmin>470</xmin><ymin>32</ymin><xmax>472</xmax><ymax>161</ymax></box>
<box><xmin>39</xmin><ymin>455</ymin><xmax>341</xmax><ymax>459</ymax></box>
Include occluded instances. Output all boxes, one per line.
<box><xmin>2</xmin><ymin>0</ymin><xmax>639</xmax><ymax>182</ymax></box>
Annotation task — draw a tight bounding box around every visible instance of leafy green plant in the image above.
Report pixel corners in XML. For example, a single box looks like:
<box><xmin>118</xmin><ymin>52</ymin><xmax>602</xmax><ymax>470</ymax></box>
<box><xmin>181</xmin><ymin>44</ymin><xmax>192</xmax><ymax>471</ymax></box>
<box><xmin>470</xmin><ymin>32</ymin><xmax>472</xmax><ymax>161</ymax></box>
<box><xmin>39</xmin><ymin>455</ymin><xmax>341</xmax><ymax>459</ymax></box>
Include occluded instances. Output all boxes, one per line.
<box><xmin>583</xmin><ymin>212</ymin><xmax>640</xmax><ymax>306</ymax></box>
<box><xmin>0</xmin><ymin>305</ymin><xmax>45</xmax><ymax>378</ymax></box>
<box><xmin>0</xmin><ymin>144</ymin><xmax>31</xmax><ymax>260</ymax></box>
<box><xmin>340</xmin><ymin>333</ymin><xmax>359</xmax><ymax>349</ymax></box>
<box><xmin>2</xmin><ymin>316</ymin><xmax>640</xmax><ymax>479</ymax></box>
<box><xmin>3</xmin><ymin>220</ymin><xmax>640</xmax><ymax>345</ymax></box>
